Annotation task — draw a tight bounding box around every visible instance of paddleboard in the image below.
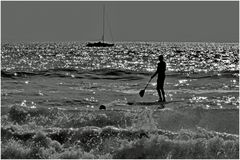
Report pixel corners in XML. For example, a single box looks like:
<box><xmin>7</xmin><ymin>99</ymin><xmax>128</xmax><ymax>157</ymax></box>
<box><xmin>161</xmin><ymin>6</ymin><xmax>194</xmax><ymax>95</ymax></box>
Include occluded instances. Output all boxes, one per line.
<box><xmin>127</xmin><ymin>101</ymin><xmax>179</xmax><ymax>106</ymax></box>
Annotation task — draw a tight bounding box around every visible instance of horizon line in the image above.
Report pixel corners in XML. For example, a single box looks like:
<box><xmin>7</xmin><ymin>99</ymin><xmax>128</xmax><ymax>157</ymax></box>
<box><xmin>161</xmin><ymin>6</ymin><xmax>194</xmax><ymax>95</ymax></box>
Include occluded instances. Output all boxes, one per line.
<box><xmin>1</xmin><ymin>40</ymin><xmax>239</xmax><ymax>44</ymax></box>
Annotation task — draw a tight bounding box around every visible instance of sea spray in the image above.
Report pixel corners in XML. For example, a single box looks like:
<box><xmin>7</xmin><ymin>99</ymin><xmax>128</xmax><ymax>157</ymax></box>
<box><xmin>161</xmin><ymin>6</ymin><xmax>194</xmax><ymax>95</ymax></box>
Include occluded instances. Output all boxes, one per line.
<box><xmin>2</xmin><ymin>105</ymin><xmax>239</xmax><ymax>159</ymax></box>
<box><xmin>132</xmin><ymin>108</ymin><xmax>158</xmax><ymax>131</ymax></box>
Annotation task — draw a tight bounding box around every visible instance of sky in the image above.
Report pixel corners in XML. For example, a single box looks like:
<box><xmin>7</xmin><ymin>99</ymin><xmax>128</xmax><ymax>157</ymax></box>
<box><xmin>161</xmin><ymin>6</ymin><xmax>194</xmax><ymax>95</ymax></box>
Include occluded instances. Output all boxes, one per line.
<box><xmin>1</xmin><ymin>1</ymin><xmax>239</xmax><ymax>43</ymax></box>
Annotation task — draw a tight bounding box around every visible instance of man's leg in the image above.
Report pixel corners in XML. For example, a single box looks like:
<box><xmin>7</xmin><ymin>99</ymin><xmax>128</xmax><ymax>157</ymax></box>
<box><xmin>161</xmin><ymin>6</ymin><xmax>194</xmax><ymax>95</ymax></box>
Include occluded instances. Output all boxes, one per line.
<box><xmin>157</xmin><ymin>81</ymin><xmax>162</xmax><ymax>101</ymax></box>
<box><xmin>160</xmin><ymin>87</ymin><xmax>165</xmax><ymax>102</ymax></box>
<box><xmin>157</xmin><ymin>88</ymin><xmax>162</xmax><ymax>102</ymax></box>
<box><xmin>159</xmin><ymin>78</ymin><xmax>166</xmax><ymax>102</ymax></box>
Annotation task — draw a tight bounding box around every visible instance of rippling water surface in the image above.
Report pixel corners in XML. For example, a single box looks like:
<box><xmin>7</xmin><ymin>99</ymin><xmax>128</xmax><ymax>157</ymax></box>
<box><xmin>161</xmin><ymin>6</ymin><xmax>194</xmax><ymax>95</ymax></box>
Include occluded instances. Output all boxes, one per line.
<box><xmin>1</xmin><ymin>42</ymin><xmax>239</xmax><ymax>128</ymax></box>
<box><xmin>1</xmin><ymin>41</ymin><xmax>239</xmax><ymax>158</ymax></box>
<box><xmin>2</xmin><ymin>41</ymin><xmax>239</xmax><ymax>110</ymax></box>
<box><xmin>2</xmin><ymin>42</ymin><xmax>239</xmax><ymax>72</ymax></box>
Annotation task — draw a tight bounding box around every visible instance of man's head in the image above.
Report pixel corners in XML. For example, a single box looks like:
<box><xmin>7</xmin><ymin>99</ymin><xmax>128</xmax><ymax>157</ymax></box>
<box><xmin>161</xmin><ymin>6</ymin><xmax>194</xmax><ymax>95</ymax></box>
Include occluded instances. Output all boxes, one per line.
<box><xmin>159</xmin><ymin>55</ymin><xmax>164</xmax><ymax>61</ymax></box>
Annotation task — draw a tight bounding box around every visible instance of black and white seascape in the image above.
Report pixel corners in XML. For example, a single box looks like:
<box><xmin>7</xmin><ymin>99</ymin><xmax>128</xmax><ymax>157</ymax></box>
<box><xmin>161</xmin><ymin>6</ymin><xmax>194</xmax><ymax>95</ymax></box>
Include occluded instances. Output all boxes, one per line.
<box><xmin>1</xmin><ymin>1</ymin><xmax>239</xmax><ymax>159</ymax></box>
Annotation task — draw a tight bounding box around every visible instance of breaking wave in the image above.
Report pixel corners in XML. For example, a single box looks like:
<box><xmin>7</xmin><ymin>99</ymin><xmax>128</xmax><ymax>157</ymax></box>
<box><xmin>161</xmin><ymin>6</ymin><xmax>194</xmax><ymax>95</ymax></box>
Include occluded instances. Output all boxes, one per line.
<box><xmin>1</xmin><ymin>105</ymin><xmax>239</xmax><ymax>159</ymax></box>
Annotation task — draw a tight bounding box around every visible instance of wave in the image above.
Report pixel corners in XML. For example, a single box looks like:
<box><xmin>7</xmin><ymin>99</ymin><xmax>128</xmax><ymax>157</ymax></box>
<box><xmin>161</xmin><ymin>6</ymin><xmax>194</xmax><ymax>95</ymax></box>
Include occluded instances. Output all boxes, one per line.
<box><xmin>1</xmin><ymin>104</ymin><xmax>239</xmax><ymax>159</ymax></box>
<box><xmin>1</xmin><ymin>68</ymin><xmax>238</xmax><ymax>80</ymax></box>
<box><xmin>2</xmin><ymin>105</ymin><xmax>239</xmax><ymax>134</ymax></box>
<box><xmin>1</xmin><ymin>105</ymin><xmax>239</xmax><ymax>159</ymax></box>
<box><xmin>1</xmin><ymin>68</ymin><xmax>147</xmax><ymax>80</ymax></box>
<box><xmin>2</xmin><ymin>124</ymin><xmax>239</xmax><ymax>159</ymax></box>
<box><xmin>3</xmin><ymin>105</ymin><xmax>239</xmax><ymax>140</ymax></box>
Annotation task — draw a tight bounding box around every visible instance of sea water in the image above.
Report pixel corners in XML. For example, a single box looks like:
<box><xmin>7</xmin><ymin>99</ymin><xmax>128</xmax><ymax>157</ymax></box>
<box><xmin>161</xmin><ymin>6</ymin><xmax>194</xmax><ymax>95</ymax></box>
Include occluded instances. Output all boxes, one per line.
<box><xmin>1</xmin><ymin>41</ymin><xmax>239</xmax><ymax>158</ymax></box>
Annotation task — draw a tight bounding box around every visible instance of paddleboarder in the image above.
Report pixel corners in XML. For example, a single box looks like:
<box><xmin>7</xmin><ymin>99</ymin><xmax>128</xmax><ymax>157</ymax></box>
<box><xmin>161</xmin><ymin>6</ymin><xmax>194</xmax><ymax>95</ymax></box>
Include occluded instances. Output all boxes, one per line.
<box><xmin>151</xmin><ymin>55</ymin><xmax>166</xmax><ymax>102</ymax></box>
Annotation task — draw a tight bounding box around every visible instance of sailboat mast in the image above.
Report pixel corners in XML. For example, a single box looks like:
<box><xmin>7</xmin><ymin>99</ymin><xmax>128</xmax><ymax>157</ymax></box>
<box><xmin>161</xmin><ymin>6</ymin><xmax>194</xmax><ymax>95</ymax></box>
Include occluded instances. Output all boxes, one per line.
<box><xmin>102</xmin><ymin>4</ymin><xmax>105</xmax><ymax>43</ymax></box>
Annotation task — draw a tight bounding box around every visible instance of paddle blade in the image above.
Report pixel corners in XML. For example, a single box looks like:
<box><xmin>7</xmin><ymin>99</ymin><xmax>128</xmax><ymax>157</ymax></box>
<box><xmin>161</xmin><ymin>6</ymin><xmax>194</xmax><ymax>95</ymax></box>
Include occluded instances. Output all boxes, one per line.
<box><xmin>139</xmin><ymin>89</ymin><xmax>145</xmax><ymax>97</ymax></box>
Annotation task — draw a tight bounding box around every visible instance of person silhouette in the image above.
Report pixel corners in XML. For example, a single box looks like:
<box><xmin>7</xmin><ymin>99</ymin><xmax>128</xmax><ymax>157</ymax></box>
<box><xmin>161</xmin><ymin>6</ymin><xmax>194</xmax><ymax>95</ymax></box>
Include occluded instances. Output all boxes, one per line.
<box><xmin>151</xmin><ymin>55</ymin><xmax>166</xmax><ymax>102</ymax></box>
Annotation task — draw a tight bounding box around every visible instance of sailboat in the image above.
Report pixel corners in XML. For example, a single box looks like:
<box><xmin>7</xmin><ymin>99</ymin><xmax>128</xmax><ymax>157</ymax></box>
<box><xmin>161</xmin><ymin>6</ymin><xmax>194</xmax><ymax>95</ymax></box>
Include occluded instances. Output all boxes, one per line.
<box><xmin>86</xmin><ymin>5</ymin><xmax>114</xmax><ymax>47</ymax></box>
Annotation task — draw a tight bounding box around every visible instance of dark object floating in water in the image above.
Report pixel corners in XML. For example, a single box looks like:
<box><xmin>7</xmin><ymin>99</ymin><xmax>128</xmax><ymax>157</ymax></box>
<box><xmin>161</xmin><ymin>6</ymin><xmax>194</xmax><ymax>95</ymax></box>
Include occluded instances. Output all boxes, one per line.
<box><xmin>86</xmin><ymin>41</ymin><xmax>114</xmax><ymax>47</ymax></box>
<box><xmin>99</xmin><ymin>105</ymin><xmax>106</xmax><ymax>110</ymax></box>
<box><xmin>127</xmin><ymin>102</ymin><xmax>134</xmax><ymax>105</ymax></box>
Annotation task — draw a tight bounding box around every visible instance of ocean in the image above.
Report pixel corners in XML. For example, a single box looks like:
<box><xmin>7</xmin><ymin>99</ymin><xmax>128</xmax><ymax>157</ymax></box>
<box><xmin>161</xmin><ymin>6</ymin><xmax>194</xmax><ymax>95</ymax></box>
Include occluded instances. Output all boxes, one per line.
<box><xmin>1</xmin><ymin>41</ymin><xmax>239</xmax><ymax>159</ymax></box>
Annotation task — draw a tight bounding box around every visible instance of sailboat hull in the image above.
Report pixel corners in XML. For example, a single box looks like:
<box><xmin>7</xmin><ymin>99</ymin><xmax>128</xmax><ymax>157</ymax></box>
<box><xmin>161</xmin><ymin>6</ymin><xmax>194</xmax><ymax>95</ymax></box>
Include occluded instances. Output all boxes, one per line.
<box><xmin>86</xmin><ymin>42</ymin><xmax>114</xmax><ymax>47</ymax></box>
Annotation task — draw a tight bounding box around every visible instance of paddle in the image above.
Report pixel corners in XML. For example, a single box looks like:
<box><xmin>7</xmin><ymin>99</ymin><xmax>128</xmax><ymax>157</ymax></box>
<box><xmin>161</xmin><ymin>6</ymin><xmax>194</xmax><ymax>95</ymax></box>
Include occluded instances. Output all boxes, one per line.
<box><xmin>139</xmin><ymin>77</ymin><xmax>152</xmax><ymax>97</ymax></box>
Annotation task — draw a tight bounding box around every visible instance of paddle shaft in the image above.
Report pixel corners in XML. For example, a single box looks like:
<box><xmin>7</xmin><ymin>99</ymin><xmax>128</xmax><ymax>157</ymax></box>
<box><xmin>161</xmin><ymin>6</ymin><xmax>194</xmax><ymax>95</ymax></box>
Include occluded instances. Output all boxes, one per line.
<box><xmin>144</xmin><ymin>78</ymin><xmax>152</xmax><ymax>90</ymax></box>
<box><xmin>139</xmin><ymin>77</ymin><xmax>153</xmax><ymax>97</ymax></box>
